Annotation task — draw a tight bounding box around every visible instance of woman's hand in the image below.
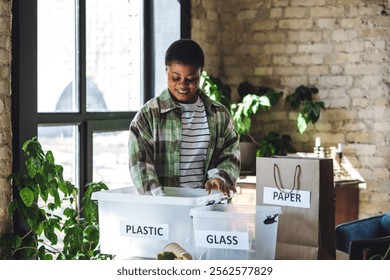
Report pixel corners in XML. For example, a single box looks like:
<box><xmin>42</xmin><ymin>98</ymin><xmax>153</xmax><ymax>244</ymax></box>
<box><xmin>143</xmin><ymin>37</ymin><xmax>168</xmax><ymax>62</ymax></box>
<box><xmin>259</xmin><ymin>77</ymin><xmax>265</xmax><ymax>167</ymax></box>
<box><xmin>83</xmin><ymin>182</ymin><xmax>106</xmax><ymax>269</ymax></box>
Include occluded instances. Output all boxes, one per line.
<box><xmin>205</xmin><ymin>178</ymin><xmax>236</xmax><ymax>197</ymax></box>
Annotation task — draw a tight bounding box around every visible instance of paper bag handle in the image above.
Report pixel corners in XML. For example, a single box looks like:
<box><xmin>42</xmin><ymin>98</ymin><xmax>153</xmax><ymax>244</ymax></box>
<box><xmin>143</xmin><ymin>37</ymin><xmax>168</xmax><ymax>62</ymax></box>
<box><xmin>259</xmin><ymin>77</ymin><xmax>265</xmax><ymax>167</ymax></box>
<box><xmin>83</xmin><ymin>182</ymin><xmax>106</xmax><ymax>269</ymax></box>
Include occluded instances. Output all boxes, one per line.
<box><xmin>273</xmin><ymin>164</ymin><xmax>301</xmax><ymax>194</ymax></box>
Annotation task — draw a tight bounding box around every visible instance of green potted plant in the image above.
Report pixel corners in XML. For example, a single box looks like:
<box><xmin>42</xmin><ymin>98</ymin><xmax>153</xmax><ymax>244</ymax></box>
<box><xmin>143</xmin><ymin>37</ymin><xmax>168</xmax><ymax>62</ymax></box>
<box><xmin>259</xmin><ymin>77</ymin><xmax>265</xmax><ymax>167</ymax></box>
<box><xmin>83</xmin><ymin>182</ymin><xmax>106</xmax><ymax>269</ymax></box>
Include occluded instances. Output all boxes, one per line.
<box><xmin>201</xmin><ymin>73</ymin><xmax>280</xmax><ymax>173</ymax></box>
<box><xmin>200</xmin><ymin>72</ymin><xmax>324</xmax><ymax>172</ymax></box>
<box><xmin>0</xmin><ymin>137</ymin><xmax>112</xmax><ymax>260</ymax></box>
<box><xmin>234</xmin><ymin>82</ymin><xmax>285</xmax><ymax>173</ymax></box>
<box><xmin>238</xmin><ymin>83</ymin><xmax>324</xmax><ymax>158</ymax></box>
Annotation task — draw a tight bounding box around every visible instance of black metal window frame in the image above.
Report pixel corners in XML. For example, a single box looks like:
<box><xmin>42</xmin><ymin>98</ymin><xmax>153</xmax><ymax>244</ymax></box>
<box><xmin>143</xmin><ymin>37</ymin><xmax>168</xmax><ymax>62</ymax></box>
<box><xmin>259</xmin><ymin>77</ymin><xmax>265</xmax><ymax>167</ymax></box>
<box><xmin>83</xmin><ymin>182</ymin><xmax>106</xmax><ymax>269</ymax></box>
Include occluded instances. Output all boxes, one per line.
<box><xmin>11</xmin><ymin>0</ymin><xmax>191</xmax><ymax>200</ymax></box>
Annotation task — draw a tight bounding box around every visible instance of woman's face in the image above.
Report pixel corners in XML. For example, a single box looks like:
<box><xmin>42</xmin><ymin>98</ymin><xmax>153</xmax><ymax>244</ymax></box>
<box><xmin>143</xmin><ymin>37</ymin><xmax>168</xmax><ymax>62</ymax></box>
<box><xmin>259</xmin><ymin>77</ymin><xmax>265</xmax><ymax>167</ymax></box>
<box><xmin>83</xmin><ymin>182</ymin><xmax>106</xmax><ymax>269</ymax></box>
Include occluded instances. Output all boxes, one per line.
<box><xmin>166</xmin><ymin>62</ymin><xmax>201</xmax><ymax>104</ymax></box>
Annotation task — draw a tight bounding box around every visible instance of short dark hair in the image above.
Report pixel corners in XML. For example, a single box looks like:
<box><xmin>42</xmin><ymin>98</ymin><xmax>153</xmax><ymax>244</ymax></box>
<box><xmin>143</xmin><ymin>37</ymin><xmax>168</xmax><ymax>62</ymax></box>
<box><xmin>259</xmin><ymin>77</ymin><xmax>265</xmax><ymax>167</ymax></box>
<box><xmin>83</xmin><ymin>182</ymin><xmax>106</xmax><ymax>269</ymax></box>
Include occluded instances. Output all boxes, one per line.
<box><xmin>165</xmin><ymin>39</ymin><xmax>205</xmax><ymax>69</ymax></box>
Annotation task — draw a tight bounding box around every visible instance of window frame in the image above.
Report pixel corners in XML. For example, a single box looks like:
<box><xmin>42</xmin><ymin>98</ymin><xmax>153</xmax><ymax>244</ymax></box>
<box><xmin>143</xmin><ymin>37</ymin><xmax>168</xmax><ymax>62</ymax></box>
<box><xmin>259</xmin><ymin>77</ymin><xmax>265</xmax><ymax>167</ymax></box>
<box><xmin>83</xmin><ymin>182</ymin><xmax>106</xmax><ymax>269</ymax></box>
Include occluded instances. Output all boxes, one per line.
<box><xmin>11</xmin><ymin>0</ymin><xmax>191</xmax><ymax>204</ymax></box>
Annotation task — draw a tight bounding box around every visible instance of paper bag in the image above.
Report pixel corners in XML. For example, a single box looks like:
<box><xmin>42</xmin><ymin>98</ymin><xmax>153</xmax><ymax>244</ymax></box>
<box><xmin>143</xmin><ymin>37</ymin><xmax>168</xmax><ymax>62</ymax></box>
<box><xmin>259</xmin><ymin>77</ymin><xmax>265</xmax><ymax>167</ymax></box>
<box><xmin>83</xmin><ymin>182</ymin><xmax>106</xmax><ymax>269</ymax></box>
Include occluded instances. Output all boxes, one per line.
<box><xmin>256</xmin><ymin>156</ymin><xmax>335</xmax><ymax>260</ymax></box>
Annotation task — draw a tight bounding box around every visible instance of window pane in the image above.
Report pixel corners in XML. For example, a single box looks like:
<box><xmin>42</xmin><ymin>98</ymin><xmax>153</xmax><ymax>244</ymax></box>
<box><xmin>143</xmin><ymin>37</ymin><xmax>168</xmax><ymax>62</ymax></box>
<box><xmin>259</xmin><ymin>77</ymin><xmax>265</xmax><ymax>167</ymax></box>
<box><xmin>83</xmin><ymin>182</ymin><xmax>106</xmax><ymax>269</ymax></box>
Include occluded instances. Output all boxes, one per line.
<box><xmin>86</xmin><ymin>0</ymin><xmax>141</xmax><ymax>112</ymax></box>
<box><xmin>153</xmin><ymin>0</ymin><xmax>181</xmax><ymax>95</ymax></box>
<box><xmin>93</xmin><ymin>131</ymin><xmax>132</xmax><ymax>189</ymax></box>
<box><xmin>38</xmin><ymin>125</ymin><xmax>78</xmax><ymax>187</ymax></box>
<box><xmin>37</xmin><ymin>0</ymin><xmax>77</xmax><ymax>113</ymax></box>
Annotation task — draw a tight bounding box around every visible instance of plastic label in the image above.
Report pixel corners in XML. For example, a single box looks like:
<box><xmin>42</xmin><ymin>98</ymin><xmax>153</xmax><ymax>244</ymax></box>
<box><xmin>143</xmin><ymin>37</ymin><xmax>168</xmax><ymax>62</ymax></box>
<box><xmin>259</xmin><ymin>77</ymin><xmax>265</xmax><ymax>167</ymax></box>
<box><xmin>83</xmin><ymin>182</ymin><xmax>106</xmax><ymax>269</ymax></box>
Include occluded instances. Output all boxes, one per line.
<box><xmin>263</xmin><ymin>187</ymin><xmax>310</xmax><ymax>208</ymax></box>
<box><xmin>194</xmin><ymin>230</ymin><xmax>249</xmax><ymax>250</ymax></box>
<box><xmin>120</xmin><ymin>221</ymin><xmax>169</xmax><ymax>240</ymax></box>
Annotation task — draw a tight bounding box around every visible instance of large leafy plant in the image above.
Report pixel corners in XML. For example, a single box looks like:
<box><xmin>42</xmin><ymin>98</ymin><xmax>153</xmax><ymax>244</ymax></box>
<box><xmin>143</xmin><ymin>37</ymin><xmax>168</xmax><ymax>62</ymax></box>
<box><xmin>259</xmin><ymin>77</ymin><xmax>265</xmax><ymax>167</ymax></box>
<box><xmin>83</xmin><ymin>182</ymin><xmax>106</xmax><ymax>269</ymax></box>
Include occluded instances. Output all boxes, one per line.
<box><xmin>0</xmin><ymin>137</ymin><xmax>112</xmax><ymax>260</ymax></box>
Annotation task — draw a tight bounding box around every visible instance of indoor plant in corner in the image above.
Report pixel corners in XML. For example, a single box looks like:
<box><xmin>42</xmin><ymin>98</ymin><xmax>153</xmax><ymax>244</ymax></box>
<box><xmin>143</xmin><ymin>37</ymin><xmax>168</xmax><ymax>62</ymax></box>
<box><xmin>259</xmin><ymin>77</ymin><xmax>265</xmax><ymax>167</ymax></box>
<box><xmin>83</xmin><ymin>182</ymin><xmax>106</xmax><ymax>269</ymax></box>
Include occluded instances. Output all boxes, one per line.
<box><xmin>0</xmin><ymin>137</ymin><xmax>112</xmax><ymax>260</ymax></box>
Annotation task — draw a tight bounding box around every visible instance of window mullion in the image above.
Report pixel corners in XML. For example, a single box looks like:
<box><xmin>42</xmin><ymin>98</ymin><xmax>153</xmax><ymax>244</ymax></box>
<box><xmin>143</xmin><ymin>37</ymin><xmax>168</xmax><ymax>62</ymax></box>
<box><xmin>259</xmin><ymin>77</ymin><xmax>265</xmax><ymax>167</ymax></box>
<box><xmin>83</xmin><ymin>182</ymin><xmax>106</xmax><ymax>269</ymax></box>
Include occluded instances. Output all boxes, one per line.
<box><xmin>77</xmin><ymin>0</ymin><xmax>88</xmax><ymax>199</ymax></box>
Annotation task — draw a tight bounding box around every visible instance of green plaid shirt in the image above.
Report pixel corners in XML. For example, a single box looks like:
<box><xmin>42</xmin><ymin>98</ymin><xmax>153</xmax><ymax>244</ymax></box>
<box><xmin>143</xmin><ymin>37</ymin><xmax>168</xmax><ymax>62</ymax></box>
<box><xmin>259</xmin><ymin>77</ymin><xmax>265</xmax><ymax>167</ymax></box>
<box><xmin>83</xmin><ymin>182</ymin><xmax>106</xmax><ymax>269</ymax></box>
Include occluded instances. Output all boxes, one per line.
<box><xmin>129</xmin><ymin>88</ymin><xmax>241</xmax><ymax>194</ymax></box>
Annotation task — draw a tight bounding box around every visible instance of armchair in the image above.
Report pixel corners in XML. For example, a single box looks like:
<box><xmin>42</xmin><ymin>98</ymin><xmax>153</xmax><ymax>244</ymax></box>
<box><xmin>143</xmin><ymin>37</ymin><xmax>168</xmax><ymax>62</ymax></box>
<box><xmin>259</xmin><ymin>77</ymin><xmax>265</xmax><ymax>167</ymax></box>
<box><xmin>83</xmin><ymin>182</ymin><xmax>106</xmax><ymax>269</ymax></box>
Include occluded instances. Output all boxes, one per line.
<box><xmin>335</xmin><ymin>212</ymin><xmax>390</xmax><ymax>260</ymax></box>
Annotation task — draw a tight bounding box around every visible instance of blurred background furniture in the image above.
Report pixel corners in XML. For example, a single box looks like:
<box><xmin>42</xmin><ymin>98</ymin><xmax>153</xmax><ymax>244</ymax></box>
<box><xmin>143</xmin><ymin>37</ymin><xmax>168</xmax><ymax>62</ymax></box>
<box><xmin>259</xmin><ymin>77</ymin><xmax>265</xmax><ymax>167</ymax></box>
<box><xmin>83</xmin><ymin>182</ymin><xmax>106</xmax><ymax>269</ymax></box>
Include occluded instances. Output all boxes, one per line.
<box><xmin>335</xmin><ymin>213</ymin><xmax>390</xmax><ymax>260</ymax></box>
<box><xmin>334</xmin><ymin>179</ymin><xmax>360</xmax><ymax>225</ymax></box>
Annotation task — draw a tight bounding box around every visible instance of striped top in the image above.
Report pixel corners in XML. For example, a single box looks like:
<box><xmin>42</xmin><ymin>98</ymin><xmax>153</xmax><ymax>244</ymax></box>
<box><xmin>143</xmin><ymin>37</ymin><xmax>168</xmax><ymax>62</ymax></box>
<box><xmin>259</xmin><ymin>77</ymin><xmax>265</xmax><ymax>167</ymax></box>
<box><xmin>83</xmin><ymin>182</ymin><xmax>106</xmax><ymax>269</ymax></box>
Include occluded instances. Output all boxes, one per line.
<box><xmin>178</xmin><ymin>97</ymin><xmax>210</xmax><ymax>188</ymax></box>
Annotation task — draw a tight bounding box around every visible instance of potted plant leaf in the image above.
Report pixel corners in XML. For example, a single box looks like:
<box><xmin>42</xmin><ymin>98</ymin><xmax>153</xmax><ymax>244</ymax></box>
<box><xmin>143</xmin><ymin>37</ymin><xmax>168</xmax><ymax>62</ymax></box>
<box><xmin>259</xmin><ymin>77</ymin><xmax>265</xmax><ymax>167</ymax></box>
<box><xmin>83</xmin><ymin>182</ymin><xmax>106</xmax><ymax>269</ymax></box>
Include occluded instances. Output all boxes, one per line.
<box><xmin>286</xmin><ymin>85</ymin><xmax>325</xmax><ymax>134</ymax></box>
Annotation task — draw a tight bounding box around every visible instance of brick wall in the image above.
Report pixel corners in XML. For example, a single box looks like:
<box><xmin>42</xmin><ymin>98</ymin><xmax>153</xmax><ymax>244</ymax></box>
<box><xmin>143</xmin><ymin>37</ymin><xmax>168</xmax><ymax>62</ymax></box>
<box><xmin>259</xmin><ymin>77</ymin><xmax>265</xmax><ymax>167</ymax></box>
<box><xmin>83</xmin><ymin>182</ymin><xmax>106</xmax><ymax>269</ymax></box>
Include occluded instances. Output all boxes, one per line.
<box><xmin>0</xmin><ymin>0</ymin><xmax>12</xmax><ymax>233</ymax></box>
<box><xmin>192</xmin><ymin>0</ymin><xmax>390</xmax><ymax>218</ymax></box>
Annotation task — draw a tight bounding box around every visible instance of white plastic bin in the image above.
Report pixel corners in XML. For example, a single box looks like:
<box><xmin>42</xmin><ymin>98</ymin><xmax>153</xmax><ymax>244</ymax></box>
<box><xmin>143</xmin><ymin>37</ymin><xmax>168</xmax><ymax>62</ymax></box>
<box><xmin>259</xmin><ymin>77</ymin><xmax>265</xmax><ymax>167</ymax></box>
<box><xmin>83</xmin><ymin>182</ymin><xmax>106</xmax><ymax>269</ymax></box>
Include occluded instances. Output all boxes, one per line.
<box><xmin>190</xmin><ymin>204</ymin><xmax>282</xmax><ymax>260</ymax></box>
<box><xmin>91</xmin><ymin>186</ymin><xmax>224</xmax><ymax>259</ymax></box>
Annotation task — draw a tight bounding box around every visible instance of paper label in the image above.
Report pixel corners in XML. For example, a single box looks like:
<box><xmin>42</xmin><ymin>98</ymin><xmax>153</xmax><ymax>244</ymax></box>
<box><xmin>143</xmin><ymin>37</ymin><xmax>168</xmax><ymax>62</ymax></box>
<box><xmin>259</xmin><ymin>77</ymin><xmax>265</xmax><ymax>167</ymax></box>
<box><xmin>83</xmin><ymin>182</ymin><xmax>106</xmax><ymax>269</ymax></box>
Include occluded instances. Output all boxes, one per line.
<box><xmin>194</xmin><ymin>230</ymin><xmax>249</xmax><ymax>250</ymax></box>
<box><xmin>263</xmin><ymin>187</ymin><xmax>310</xmax><ymax>208</ymax></box>
<box><xmin>120</xmin><ymin>221</ymin><xmax>169</xmax><ymax>240</ymax></box>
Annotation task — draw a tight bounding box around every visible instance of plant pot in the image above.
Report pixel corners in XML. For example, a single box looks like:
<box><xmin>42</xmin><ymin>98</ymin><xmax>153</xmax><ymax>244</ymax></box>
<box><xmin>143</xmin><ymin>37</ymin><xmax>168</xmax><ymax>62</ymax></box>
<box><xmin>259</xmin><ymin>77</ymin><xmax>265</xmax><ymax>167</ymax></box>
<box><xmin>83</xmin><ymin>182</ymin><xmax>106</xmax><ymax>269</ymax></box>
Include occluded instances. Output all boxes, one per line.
<box><xmin>239</xmin><ymin>141</ymin><xmax>258</xmax><ymax>175</ymax></box>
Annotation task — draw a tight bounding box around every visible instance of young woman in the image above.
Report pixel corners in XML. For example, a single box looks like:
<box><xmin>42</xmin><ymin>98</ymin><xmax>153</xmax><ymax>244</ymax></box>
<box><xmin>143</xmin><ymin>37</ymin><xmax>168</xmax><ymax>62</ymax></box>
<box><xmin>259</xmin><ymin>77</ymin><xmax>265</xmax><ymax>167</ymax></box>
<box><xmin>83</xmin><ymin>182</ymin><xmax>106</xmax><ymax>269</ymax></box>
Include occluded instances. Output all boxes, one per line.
<box><xmin>129</xmin><ymin>39</ymin><xmax>240</xmax><ymax>196</ymax></box>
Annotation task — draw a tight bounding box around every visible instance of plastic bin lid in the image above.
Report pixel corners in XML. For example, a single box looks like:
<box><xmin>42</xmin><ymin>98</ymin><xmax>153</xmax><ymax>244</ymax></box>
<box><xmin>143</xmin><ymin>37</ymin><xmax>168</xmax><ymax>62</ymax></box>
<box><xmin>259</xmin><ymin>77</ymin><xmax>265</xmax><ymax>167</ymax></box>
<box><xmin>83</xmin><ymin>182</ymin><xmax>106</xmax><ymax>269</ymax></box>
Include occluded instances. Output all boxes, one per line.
<box><xmin>190</xmin><ymin>204</ymin><xmax>282</xmax><ymax>220</ymax></box>
<box><xmin>91</xmin><ymin>186</ymin><xmax>224</xmax><ymax>206</ymax></box>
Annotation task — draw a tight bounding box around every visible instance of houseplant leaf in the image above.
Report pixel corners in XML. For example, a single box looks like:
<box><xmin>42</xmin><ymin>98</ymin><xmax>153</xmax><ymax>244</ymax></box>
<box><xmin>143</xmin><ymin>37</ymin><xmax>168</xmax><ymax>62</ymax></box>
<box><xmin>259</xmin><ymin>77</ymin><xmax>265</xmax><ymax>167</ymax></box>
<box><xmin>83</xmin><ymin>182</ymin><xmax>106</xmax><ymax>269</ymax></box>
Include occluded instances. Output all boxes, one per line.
<box><xmin>19</xmin><ymin>187</ymin><xmax>34</xmax><ymax>207</ymax></box>
<box><xmin>297</xmin><ymin>112</ymin><xmax>308</xmax><ymax>134</ymax></box>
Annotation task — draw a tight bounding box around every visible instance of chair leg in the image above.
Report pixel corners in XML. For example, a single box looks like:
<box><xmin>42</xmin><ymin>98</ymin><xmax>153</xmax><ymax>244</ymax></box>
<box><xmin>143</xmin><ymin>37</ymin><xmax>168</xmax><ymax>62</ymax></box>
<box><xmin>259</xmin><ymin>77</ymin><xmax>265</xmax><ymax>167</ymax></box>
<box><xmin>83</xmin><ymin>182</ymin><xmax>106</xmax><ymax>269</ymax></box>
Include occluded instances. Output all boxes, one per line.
<box><xmin>362</xmin><ymin>248</ymin><xmax>371</xmax><ymax>260</ymax></box>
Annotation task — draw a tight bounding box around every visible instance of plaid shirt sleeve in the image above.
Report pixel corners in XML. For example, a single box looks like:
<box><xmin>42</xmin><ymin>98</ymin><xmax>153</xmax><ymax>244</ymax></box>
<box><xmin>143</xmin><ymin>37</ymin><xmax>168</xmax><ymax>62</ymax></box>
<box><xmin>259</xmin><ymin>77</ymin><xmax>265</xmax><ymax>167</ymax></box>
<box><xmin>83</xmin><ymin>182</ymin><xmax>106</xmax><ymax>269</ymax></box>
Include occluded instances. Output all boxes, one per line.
<box><xmin>205</xmin><ymin>99</ymin><xmax>241</xmax><ymax>187</ymax></box>
<box><xmin>128</xmin><ymin>103</ymin><xmax>162</xmax><ymax>194</ymax></box>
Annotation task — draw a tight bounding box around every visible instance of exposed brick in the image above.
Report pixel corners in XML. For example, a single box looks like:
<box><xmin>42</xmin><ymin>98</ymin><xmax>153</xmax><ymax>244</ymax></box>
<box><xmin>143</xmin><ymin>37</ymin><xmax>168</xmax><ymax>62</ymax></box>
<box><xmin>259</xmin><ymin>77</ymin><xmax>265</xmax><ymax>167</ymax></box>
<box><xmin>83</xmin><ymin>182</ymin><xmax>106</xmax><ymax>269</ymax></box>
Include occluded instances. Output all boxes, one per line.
<box><xmin>373</xmin><ymin>122</ymin><xmax>390</xmax><ymax>132</ymax></box>
<box><xmin>254</xmin><ymin>67</ymin><xmax>273</xmax><ymax>76</ymax></box>
<box><xmin>318</xmin><ymin>75</ymin><xmax>353</xmax><ymax>88</ymax></box>
<box><xmin>274</xmin><ymin>66</ymin><xmax>305</xmax><ymax>75</ymax></box>
<box><xmin>270</xmin><ymin>8</ymin><xmax>283</xmax><ymax>18</ymax></box>
<box><xmin>364</xmin><ymin>40</ymin><xmax>386</xmax><ymax>50</ymax></box>
<box><xmin>279</xmin><ymin>19</ymin><xmax>313</xmax><ymax>29</ymax></box>
<box><xmin>308</xmin><ymin>65</ymin><xmax>329</xmax><ymax>75</ymax></box>
<box><xmin>317</xmin><ymin>18</ymin><xmax>336</xmax><ymax>29</ymax></box>
<box><xmin>237</xmin><ymin>10</ymin><xmax>257</xmax><ymax>20</ymax></box>
<box><xmin>250</xmin><ymin>20</ymin><xmax>278</xmax><ymax>31</ymax></box>
<box><xmin>281</xmin><ymin>76</ymin><xmax>308</xmax><ymax>87</ymax></box>
<box><xmin>273</xmin><ymin>55</ymin><xmax>290</xmax><ymax>65</ymax></box>
<box><xmin>291</xmin><ymin>0</ymin><xmax>327</xmax><ymax>6</ymax></box>
<box><xmin>347</xmin><ymin>144</ymin><xmax>376</xmax><ymax>156</ymax></box>
<box><xmin>273</xmin><ymin>0</ymin><xmax>289</xmax><ymax>7</ymax></box>
<box><xmin>285</xmin><ymin>7</ymin><xmax>307</xmax><ymax>18</ymax></box>
<box><xmin>335</xmin><ymin>41</ymin><xmax>365</xmax><ymax>52</ymax></box>
<box><xmin>310</xmin><ymin>6</ymin><xmax>345</xmax><ymax>18</ymax></box>
<box><xmin>331</xmin><ymin>29</ymin><xmax>359</xmax><ymax>42</ymax></box>
<box><xmin>330</xmin><ymin>65</ymin><xmax>343</xmax><ymax>74</ymax></box>
<box><xmin>263</xmin><ymin>43</ymin><xmax>298</xmax><ymax>54</ymax></box>
<box><xmin>352</xmin><ymin>97</ymin><xmax>369</xmax><ymax>108</ymax></box>
<box><xmin>298</xmin><ymin>43</ymin><xmax>334</xmax><ymax>54</ymax></box>
<box><xmin>207</xmin><ymin>10</ymin><xmax>218</xmax><ymax>21</ymax></box>
<box><xmin>344</xmin><ymin>64</ymin><xmax>385</xmax><ymax>75</ymax></box>
<box><xmin>253</xmin><ymin>32</ymin><xmax>286</xmax><ymax>43</ymax></box>
<box><xmin>287</xmin><ymin>31</ymin><xmax>322</xmax><ymax>42</ymax></box>
<box><xmin>340</xmin><ymin>18</ymin><xmax>362</xmax><ymax>29</ymax></box>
